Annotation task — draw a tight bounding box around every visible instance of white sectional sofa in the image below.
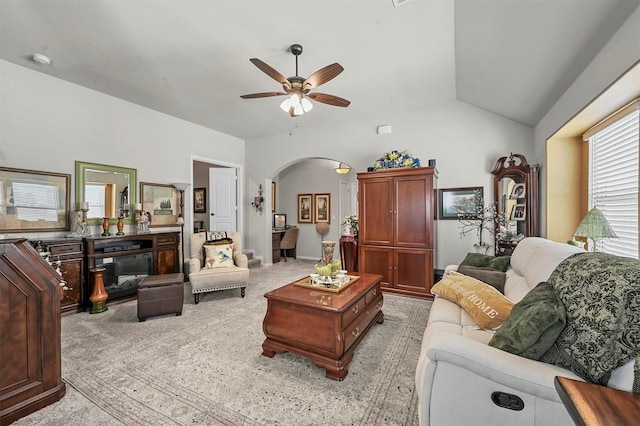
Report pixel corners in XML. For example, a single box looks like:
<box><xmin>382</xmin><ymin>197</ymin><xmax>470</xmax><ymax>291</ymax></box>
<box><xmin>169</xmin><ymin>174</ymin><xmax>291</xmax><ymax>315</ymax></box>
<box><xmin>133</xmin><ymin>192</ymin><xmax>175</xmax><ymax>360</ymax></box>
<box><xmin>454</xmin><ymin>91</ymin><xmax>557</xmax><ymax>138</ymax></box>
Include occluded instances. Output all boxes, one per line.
<box><xmin>415</xmin><ymin>237</ymin><xmax>636</xmax><ymax>426</ymax></box>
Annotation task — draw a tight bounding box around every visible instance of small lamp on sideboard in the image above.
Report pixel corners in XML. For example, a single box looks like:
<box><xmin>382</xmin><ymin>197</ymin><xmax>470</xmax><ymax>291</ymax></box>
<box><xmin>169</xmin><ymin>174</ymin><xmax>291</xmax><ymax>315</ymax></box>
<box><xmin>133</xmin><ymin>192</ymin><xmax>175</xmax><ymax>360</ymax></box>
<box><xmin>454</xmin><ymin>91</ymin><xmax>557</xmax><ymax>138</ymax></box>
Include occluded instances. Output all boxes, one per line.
<box><xmin>172</xmin><ymin>183</ymin><xmax>190</xmax><ymax>276</ymax></box>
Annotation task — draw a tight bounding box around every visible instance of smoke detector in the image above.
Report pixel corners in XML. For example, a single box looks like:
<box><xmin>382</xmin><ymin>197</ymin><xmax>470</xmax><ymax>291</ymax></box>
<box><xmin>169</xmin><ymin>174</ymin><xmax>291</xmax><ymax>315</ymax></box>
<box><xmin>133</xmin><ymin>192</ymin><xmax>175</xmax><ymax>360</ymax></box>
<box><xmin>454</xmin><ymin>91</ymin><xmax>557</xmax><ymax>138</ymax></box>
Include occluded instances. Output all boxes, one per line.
<box><xmin>31</xmin><ymin>53</ymin><xmax>52</xmax><ymax>65</ymax></box>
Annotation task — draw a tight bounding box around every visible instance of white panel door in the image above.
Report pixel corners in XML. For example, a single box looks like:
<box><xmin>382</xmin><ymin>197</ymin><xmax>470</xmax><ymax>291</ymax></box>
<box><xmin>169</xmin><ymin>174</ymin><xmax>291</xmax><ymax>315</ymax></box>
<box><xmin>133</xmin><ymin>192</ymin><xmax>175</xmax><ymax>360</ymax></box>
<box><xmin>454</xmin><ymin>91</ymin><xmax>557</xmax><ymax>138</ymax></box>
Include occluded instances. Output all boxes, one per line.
<box><xmin>208</xmin><ymin>167</ymin><xmax>237</xmax><ymax>232</ymax></box>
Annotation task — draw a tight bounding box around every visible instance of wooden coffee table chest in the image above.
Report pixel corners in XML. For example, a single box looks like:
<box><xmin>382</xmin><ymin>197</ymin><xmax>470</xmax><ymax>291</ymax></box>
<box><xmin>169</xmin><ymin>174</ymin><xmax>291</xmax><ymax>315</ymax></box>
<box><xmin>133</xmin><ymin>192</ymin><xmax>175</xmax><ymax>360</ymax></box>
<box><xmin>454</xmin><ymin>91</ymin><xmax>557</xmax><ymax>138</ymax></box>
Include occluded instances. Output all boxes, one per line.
<box><xmin>262</xmin><ymin>272</ymin><xmax>384</xmax><ymax>380</ymax></box>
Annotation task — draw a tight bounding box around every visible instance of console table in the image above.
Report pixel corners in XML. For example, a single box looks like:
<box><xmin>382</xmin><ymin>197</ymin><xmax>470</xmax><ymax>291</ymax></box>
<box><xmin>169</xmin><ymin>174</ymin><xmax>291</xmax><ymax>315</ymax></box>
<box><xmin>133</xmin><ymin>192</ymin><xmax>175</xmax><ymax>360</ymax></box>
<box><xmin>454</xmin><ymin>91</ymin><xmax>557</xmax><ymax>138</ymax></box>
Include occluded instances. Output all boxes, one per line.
<box><xmin>554</xmin><ymin>376</ymin><xmax>640</xmax><ymax>426</ymax></box>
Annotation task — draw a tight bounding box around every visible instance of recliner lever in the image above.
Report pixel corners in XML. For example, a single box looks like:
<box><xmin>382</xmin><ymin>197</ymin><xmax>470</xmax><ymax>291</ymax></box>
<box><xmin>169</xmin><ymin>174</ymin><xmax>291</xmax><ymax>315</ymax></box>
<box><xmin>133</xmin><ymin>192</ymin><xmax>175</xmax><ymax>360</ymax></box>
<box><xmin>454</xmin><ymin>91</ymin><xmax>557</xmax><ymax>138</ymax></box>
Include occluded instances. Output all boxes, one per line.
<box><xmin>491</xmin><ymin>391</ymin><xmax>525</xmax><ymax>411</ymax></box>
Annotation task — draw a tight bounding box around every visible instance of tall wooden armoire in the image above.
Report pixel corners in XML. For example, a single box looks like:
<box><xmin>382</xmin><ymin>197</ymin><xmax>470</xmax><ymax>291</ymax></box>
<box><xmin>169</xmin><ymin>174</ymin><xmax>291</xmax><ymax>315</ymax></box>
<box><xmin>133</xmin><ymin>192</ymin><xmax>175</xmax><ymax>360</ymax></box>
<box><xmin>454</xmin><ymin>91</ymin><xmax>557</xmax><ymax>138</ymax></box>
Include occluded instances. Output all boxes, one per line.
<box><xmin>357</xmin><ymin>167</ymin><xmax>437</xmax><ymax>299</ymax></box>
<box><xmin>1</xmin><ymin>239</ymin><xmax>66</xmax><ymax>424</ymax></box>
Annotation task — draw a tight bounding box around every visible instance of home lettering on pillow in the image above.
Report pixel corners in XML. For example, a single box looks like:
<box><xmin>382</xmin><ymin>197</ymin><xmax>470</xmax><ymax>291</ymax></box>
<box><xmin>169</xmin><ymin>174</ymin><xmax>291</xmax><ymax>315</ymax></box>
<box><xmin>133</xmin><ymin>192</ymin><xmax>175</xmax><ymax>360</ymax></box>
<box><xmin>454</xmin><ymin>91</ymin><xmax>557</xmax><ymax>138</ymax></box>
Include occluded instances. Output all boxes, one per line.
<box><xmin>431</xmin><ymin>271</ymin><xmax>514</xmax><ymax>329</ymax></box>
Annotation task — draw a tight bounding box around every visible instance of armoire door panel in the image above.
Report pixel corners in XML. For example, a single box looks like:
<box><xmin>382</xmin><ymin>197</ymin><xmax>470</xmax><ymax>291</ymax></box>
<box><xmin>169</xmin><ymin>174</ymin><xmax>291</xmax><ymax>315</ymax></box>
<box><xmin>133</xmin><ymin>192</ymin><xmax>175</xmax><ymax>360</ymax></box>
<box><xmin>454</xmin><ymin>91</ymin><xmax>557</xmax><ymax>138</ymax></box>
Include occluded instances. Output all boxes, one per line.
<box><xmin>359</xmin><ymin>246</ymin><xmax>393</xmax><ymax>287</ymax></box>
<box><xmin>394</xmin><ymin>176</ymin><xmax>433</xmax><ymax>248</ymax></box>
<box><xmin>359</xmin><ymin>178</ymin><xmax>393</xmax><ymax>246</ymax></box>
<box><xmin>395</xmin><ymin>249</ymin><xmax>433</xmax><ymax>294</ymax></box>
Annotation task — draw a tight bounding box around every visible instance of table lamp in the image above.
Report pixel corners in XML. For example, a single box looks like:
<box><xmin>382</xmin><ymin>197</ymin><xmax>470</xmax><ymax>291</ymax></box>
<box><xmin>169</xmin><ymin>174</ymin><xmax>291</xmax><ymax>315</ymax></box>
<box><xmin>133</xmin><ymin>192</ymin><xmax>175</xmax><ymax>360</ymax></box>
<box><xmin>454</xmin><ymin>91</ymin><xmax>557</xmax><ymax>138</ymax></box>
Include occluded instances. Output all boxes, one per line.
<box><xmin>573</xmin><ymin>207</ymin><xmax>618</xmax><ymax>252</ymax></box>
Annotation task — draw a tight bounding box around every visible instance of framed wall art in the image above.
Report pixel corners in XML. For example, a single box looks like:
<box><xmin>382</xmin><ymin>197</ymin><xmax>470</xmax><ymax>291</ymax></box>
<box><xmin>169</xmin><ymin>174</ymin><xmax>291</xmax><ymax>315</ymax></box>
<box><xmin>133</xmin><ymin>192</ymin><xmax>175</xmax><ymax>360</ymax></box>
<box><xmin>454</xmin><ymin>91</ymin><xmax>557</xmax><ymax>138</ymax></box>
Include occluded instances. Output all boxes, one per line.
<box><xmin>194</xmin><ymin>187</ymin><xmax>206</xmax><ymax>213</ymax></box>
<box><xmin>140</xmin><ymin>182</ymin><xmax>179</xmax><ymax>227</ymax></box>
<box><xmin>297</xmin><ymin>193</ymin><xmax>312</xmax><ymax>223</ymax></box>
<box><xmin>314</xmin><ymin>193</ymin><xmax>330</xmax><ymax>224</ymax></box>
<box><xmin>438</xmin><ymin>187</ymin><xmax>483</xmax><ymax>220</ymax></box>
<box><xmin>272</xmin><ymin>181</ymin><xmax>276</xmax><ymax>212</ymax></box>
<box><xmin>0</xmin><ymin>167</ymin><xmax>71</xmax><ymax>233</ymax></box>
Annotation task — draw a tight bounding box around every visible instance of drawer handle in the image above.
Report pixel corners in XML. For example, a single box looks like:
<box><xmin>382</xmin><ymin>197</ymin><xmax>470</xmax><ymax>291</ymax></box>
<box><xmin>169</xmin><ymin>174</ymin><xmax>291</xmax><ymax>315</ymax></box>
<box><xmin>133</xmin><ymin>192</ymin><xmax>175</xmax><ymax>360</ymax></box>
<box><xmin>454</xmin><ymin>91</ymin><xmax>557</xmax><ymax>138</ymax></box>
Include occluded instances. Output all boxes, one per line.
<box><xmin>352</xmin><ymin>327</ymin><xmax>360</xmax><ymax>338</ymax></box>
<box><xmin>352</xmin><ymin>304</ymin><xmax>359</xmax><ymax>314</ymax></box>
<box><xmin>372</xmin><ymin>289</ymin><xmax>377</xmax><ymax>296</ymax></box>
<box><xmin>377</xmin><ymin>302</ymin><xmax>382</xmax><ymax>310</ymax></box>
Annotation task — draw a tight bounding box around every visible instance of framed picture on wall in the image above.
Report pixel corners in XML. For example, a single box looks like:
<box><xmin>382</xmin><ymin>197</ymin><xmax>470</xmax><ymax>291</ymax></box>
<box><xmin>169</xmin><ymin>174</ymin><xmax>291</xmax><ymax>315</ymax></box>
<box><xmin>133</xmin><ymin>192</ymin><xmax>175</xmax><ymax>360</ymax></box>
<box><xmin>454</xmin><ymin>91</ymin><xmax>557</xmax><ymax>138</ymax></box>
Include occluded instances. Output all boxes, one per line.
<box><xmin>438</xmin><ymin>187</ymin><xmax>483</xmax><ymax>220</ymax></box>
<box><xmin>272</xmin><ymin>182</ymin><xmax>276</xmax><ymax>212</ymax></box>
<box><xmin>140</xmin><ymin>182</ymin><xmax>179</xmax><ymax>227</ymax></box>
<box><xmin>297</xmin><ymin>193</ymin><xmax>312</xmax><ymax>223</ymax></box>
<box><xmin>194</xmin><ymin>187</ymin><xmax>206</xmax><ymax>213</ymax></box>
<box><xmin>314</xmin><ymin>193</ymin><xmax>330</xmax><ymax>224</ymax></box>
<box><xmin>0</xmin><ymin>167</ymin><xmax>71</xmax><ymax>233</ymax></box>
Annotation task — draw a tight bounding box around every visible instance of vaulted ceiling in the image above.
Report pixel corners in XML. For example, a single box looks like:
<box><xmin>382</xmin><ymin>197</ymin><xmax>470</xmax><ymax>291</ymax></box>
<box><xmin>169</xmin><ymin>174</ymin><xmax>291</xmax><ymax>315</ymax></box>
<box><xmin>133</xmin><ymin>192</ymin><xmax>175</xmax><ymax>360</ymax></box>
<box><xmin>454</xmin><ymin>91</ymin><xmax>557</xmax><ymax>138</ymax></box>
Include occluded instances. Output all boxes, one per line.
<box><xmin>1</xmin><ymin>0</ymin><xmax>638</xmax><ymax>140</ymax></box>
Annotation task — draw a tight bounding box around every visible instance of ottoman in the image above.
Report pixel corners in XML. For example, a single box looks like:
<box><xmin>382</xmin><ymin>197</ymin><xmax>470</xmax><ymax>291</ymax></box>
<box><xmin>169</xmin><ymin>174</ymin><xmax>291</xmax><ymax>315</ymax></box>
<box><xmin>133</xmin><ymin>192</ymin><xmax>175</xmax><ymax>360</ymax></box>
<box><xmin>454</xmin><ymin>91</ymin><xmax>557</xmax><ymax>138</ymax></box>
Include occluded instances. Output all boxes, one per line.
<box><xmin>137</xmin><ymin>273</ymin><xmax>184</xmax><ymax>322</ymax></box>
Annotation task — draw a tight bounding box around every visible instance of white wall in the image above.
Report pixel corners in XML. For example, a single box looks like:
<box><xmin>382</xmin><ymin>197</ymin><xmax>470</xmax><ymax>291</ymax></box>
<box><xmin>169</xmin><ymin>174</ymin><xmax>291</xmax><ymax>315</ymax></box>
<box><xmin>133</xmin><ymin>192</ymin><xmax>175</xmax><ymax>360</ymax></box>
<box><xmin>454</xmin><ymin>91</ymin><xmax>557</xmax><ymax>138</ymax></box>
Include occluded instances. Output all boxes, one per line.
<box><xmin>0</xmin><ymin>60</ymin><xmax>244</xmax><ymax>259</ymax></box>
<box><xmin>246</xmin><ymin>100</ymin><xmax>533</xmax><ymax>269</ymax></box>
<box><xmin>534</xmin><ymin>8</ymin><xmax>640</xmax><ymax>235</ymax></box>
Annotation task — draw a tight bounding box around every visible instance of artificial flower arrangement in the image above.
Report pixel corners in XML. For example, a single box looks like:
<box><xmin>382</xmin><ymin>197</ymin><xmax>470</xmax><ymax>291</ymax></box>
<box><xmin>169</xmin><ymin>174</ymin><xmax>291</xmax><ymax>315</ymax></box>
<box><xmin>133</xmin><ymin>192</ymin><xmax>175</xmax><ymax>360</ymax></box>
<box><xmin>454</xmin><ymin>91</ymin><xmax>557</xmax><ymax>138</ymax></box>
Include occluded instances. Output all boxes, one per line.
<box><xmin>342</xmin><ymin>214</ymin><xmax>359</xmax><ymax>237</ymax></box>
<box><xmin>373</xmin><ymin>150</ymin><xmax>420</xmax><ymax>171</ymax></box>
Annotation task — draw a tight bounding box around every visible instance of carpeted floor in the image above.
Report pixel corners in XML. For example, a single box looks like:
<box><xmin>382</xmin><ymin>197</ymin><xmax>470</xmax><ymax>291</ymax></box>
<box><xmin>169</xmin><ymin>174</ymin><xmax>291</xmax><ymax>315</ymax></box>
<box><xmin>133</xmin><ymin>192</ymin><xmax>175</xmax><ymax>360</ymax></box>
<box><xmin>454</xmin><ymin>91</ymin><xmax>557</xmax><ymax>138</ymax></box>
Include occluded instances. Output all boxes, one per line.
<box><xmin>14</xmin><ymin>259</ymin><xmax>431</xmax><ymax>426</ymax></box>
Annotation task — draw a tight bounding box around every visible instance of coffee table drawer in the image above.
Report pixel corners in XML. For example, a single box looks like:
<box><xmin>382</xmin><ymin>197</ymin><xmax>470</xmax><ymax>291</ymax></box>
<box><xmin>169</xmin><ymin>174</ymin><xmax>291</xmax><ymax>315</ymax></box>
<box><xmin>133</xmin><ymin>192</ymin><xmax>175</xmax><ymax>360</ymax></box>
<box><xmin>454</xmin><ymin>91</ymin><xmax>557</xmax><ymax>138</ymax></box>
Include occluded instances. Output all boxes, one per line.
<box><xmin>344</xmin><ymin>293</ymin><xmax>383</xmax><ymax>350</ymax></box>
<box><xmin>342</xmin><ymin>295</ymin><xmax>365</xmax><ymax>326</ymax></box>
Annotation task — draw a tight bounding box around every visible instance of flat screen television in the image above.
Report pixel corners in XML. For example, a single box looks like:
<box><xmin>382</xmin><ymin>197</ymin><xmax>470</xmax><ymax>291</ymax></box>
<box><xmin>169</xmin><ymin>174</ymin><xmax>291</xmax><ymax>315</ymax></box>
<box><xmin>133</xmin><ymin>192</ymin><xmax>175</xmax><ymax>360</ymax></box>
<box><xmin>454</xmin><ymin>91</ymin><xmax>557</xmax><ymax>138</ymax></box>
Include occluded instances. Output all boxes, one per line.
<box><xmin>273</xmin><ymin>213</ymin><xmax>286</xmax><ymax>230</ymax></box>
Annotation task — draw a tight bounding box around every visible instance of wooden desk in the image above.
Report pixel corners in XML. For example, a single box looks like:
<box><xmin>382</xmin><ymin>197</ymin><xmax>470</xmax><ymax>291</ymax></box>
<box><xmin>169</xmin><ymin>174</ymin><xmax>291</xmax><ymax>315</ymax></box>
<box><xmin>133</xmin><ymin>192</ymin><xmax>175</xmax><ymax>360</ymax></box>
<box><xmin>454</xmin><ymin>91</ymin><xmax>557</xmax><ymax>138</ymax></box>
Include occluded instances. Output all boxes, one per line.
<box><xmin>554</xmin><ymin>376</ymin><xmax>640</xmax><ymax>426</ymax></box>
<box><xmin>272</xmin><ymin>230</ymin><xmax>286</xmax><ymax>263</ymax></box>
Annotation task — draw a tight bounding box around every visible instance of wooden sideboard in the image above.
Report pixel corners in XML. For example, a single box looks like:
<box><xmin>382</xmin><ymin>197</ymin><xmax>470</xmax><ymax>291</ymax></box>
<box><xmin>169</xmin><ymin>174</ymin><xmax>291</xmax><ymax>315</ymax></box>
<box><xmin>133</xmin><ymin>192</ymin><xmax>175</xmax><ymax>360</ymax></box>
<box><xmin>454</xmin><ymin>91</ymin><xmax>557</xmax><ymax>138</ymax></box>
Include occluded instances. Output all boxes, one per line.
<box><xmin>31</xmin><ymin>238</ymin><xmax>85</xmax><ymax>315</ymax></box>
<box><xmin>84</xmin><ymin>231</ymin><xmax>180</xmax><ymax>306</ymax></box>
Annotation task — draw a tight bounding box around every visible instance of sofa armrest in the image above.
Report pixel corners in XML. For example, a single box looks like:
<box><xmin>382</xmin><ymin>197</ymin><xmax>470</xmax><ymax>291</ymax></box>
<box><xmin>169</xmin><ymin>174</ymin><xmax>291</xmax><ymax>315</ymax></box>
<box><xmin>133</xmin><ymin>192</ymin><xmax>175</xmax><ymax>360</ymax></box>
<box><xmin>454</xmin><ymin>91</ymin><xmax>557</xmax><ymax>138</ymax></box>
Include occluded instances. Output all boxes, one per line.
<box><xmin>234</xmin><ymin>252</ymin><xmax>248</xmax><ymax>269</ymax></box>
<box><xmin>423</xmin><ymin>331</ymin><xmax>583</xmax><ymax>400</ymax></box>
<box><xmin>188</xmin><ymin>257</ymin><xmax>202</xmax><ymax>275</ymax></box>
<box><xmin>443</xmin><ymin>264</ymin><xmax>459</xmax><ymax>276</ymax></box>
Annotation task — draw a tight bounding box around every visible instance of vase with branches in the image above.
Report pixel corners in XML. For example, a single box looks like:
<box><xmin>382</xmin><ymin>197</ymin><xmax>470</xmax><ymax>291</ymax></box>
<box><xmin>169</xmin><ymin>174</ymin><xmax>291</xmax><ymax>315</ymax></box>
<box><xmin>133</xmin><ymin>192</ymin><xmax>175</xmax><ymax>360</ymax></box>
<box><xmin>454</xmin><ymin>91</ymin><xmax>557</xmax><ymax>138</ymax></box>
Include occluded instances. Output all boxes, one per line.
<box><xmin>456</xmin><ymin>191</ymin><xmax>506</xmax><ymax>254</ymax></box>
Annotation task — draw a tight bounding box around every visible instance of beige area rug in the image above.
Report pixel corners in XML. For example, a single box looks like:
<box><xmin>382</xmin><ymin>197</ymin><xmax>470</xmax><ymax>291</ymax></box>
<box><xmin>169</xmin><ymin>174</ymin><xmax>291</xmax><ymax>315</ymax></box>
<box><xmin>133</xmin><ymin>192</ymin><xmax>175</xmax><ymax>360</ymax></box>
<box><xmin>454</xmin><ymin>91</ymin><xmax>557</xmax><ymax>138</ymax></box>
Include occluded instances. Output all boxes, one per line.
<box><xmin>15</xmin><ymin>259</ymin><xmax>431</xmax><ymax>426</ymax></box>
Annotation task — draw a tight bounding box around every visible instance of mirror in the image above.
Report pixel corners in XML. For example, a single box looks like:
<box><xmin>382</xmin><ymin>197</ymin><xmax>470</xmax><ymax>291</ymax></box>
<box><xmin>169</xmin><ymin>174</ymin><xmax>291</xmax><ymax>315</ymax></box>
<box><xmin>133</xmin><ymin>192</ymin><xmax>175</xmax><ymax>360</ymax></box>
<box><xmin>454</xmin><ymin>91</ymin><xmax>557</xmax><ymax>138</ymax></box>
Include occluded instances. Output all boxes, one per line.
<box><xmin>75</xmin><ymin>161</ymin><xmax>137</xmax><ymax>225</ymax></box>
<box><xmin>491</xmin><ymin>153</ymin><xmax>539</xmax><ymax>256</ymax></box>
<box><xmin>497</xmin><ymin>175</ymin><xmax>524</xmax><ymax>239</ymax></box>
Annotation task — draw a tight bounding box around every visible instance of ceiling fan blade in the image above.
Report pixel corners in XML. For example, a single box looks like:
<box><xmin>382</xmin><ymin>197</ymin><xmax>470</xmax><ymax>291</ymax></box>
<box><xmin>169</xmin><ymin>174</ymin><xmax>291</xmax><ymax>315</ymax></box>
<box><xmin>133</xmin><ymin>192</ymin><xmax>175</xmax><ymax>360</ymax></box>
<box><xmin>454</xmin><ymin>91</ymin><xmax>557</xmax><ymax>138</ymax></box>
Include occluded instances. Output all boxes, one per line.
<box><xmin>240</xmin><ymin>92</ymin><xmax>286</xmax><ymax>99</ymax></box>
<box><xmin>308</xmin><ymin>92</ymin><xmax>351</xmax><ymax>107</ymax></box>
<box><xmin>249</xmin><ymin>58</ymin><xmax>290</xmax><ymax>87</ymax></box>
<box><xmin>304</xmin><ymin>63</ymin><xmax>344</xmax><ymax>89</ymax></box>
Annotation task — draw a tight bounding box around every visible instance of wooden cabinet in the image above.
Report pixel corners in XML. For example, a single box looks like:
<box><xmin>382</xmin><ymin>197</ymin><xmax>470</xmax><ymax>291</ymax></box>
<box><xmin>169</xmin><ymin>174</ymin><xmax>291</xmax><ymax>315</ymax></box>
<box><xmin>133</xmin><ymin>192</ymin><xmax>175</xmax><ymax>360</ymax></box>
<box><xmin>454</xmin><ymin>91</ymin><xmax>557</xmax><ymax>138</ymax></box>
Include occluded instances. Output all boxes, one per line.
<box><xmin>1</xmin><ymin>239</ymin><xmax>66</xmax><ymax>424</ymax></box>
<box><xmin>154</xmin><ymin>232</ymin><xmax>179</xmax><ymax>275</ymax></box>
<box><xmin>272</xmin><ymin>231</ymin><xmax>284</xmax><ymax>263</ymax></box>
<box><xmin>357</xmin><ymin>167</ymin><xmax>437</xmax><ymax>298</ymax></box>
<box><xmin>491</xmin><ymin>153</ymin><xmax>539</xmax><ymax>256</ymax></box>
<box><xmin>33</xmin><ymin>238</ymin><xmax>85</xmax><ymax>315</ymax></box>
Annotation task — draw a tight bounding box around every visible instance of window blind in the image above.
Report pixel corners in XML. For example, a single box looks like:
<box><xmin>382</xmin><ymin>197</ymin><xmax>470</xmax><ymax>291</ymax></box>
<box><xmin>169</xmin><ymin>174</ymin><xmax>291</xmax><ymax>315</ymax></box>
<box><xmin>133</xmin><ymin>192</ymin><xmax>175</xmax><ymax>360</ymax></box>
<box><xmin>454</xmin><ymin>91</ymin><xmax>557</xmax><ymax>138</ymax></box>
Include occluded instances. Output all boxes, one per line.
<box><xmin>588</xmin><ymin>104</ymin><xmax>639</xmax><ymax>258</ymax></box>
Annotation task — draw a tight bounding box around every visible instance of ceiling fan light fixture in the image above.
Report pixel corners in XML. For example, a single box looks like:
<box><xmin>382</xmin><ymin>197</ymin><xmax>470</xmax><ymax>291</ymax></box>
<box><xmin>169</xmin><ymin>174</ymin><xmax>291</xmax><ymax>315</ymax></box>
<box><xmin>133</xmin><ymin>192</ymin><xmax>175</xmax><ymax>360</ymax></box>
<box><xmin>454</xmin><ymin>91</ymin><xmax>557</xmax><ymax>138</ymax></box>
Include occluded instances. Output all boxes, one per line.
<box><xmin>300</xmin><ymin>97</ymin><xmax>313</xmax><ymax>112</ymax></box>
<box><xmin>280</xmin><ymin>97</ymin><xmax>292</xmax><ymax>112</ymax></box>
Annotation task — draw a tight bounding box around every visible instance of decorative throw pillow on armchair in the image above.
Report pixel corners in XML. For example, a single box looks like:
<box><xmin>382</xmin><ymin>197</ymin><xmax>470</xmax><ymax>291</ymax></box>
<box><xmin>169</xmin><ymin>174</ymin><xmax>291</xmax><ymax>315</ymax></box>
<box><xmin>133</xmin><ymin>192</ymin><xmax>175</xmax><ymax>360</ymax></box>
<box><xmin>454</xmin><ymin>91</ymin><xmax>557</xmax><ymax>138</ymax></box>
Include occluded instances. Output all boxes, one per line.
<box><xmin>203</xmin><ymin>243</ymin><xmax>234</xmax><ymax>269</ymax></box>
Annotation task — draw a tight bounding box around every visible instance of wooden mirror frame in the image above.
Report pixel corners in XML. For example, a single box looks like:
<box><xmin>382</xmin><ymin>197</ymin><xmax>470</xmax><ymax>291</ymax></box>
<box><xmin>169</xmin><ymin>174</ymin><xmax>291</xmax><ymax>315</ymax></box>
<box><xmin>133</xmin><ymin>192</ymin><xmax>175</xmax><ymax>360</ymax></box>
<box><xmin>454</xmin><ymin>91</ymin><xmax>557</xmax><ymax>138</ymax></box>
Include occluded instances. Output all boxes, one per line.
<box><xmin>75</xmin><ymin>161</ymin><xmax>137</xmax><ymax>225</ymax></box>
<box><xmin>491</xmin><ymin>153</ymin><xmax>539</xmax><ymax>256</ymax></box>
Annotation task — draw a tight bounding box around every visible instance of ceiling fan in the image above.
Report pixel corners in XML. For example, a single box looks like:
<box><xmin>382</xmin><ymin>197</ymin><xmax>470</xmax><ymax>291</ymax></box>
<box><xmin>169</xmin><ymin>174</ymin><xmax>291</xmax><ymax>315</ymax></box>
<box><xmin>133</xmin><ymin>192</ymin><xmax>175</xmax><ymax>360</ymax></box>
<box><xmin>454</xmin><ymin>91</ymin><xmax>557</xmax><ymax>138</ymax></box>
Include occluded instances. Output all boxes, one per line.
<box><xmin>240</xmin><ymin>44</ymin><xmax>350</xmax><ymax>117</ymax></box>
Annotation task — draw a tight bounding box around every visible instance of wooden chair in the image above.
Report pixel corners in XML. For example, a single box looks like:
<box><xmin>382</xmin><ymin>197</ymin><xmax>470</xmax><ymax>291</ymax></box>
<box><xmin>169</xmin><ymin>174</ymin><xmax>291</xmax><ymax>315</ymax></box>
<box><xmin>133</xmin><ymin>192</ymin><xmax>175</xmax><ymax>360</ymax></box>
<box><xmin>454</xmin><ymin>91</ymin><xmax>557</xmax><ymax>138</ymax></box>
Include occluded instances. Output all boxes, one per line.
<box><xmin>280</xmin><ymin>226</ymin><xmax>299</xmax><ymax>261</ymax></box>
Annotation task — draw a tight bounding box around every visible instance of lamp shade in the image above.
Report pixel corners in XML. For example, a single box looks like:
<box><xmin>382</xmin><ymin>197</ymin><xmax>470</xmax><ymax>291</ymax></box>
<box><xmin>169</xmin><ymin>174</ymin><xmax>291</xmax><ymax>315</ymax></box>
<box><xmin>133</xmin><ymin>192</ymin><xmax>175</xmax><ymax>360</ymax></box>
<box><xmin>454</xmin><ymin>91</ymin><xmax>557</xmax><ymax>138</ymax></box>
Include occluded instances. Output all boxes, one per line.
<box><xmin>574</xmin><ymin>208</ymin><xmax>618</xmax><ymax>240</ymax></box>
<box><xmin>172</xmin><ymin>183</ymin><xmax>190</xmax><ymax>191</ymax></box>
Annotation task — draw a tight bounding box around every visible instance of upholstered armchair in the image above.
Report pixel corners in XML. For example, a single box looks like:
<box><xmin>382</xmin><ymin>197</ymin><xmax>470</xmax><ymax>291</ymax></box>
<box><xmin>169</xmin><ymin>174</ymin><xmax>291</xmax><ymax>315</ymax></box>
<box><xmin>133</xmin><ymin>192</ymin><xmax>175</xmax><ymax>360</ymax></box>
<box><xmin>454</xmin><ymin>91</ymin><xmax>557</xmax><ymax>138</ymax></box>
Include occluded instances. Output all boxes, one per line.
<box><xmin>188</xmin><ymin>231</ymin><xmax>250</xmax><ymax>304</ymax></box>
